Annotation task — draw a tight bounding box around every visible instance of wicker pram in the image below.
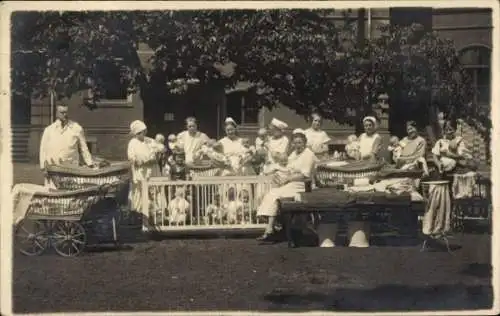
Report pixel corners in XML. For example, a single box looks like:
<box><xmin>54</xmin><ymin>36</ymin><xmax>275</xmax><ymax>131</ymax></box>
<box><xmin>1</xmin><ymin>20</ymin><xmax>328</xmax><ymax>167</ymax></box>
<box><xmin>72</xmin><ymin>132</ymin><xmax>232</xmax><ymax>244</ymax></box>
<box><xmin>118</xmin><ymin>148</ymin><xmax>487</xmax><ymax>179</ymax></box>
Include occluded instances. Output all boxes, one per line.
<box><xmin>315</xmin><ymin>160</ymin><xmax>385</xmax><ymax>187</ymax></box>
<box><xmin>14</xmin><ymin>183</ymin><xmax>117</xmax><ymax>257</ymax></box>
<box><xmin>46</xmin><ymin>162</ymin><xmax>130</xmax><ymax>203</ymax></box>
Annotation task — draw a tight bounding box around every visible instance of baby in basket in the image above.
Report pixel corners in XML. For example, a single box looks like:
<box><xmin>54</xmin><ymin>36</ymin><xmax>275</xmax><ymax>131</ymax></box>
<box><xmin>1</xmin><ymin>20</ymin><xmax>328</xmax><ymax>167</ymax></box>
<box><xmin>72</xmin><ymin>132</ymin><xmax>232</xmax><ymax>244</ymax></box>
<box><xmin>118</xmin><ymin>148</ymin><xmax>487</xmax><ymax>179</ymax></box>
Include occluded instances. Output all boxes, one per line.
<box><xmin>168</xmin><ymin>186</ymin><xmax>190</xmax><ymax>225</ymax></box>
<box><xmin>345</xmin><ymin>134</ymin><xmax>360</xmax><ymax>160</ymax></box>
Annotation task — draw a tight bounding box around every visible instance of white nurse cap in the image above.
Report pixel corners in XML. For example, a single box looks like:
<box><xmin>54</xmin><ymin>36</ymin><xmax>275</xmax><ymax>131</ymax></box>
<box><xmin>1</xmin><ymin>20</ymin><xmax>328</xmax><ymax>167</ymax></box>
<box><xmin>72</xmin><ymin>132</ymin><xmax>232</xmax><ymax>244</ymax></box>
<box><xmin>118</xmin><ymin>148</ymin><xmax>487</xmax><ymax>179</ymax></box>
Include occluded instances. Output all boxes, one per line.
<box><xmin>270</xmin><ymin>118</ymin><xmax>288</xmax><ymax>130</ymax></box>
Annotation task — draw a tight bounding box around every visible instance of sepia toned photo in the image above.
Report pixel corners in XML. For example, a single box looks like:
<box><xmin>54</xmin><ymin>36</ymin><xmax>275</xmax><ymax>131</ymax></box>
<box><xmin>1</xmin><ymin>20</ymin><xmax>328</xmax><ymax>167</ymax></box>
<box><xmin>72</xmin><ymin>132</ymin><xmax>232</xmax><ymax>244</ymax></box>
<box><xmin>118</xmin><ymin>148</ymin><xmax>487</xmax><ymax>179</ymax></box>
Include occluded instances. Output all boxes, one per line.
<box><xmin>2</xmin><ymin>1</ymin><xmax>497</xmax><ymax>315</ymax></box>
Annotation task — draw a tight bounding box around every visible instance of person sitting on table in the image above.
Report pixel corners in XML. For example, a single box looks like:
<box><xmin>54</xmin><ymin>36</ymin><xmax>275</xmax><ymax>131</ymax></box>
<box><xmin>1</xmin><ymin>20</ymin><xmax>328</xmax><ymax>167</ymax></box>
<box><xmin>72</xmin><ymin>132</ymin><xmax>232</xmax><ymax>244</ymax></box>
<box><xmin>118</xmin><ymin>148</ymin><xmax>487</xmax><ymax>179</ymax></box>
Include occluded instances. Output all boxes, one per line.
<box><xmin>303</xmin><ymin>113</ymin><xmax>331</xmax><ymax>160</ymax></box>
<box><xmin>432</xmin><ymin>119</ymin><xmax>473</xmax><ymax>174</ymax></box>
<box><xmin>39</xmin><ymin>104</ymin><xmax>95</xmax><ymax>187</ymax></box>
<box><xmin>394</xmin><ymin>121</ymin><xmax>429</xmax><ymax>175</ymax></box>
<box><xmin>256</xmin><ymin>131</ymin><xmax>318</xmax><ymax>242</ymax></box>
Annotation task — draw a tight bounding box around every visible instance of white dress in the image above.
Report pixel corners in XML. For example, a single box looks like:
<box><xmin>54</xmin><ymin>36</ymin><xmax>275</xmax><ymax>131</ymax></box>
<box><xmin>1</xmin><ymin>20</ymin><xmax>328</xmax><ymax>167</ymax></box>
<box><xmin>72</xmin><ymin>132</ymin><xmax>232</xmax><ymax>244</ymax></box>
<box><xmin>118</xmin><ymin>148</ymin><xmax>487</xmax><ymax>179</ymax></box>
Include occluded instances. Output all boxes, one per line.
<box><xmin>257</xmin><ymin>148</ymin><xmax>317</xmax><ymax>217</ymax></box>
<box><xmin>358</xmin><ymin>133</ymin><xmax>381</xmax><ymax>159</ymax></box>
<box><xmin>127</xmin><ymin>137</ymin><xmax>166</xmax><ymax>214</ymax></box>
<box><xmin>177</xmin><ymin>131</ymin><xmax>209</xmax><ymax>164</ymax></box>
<box><xmin>266</xmin><ymin>135</ymin><xmax>290</xmax><ymax>164</ymax></box>
<box><xmin>304</xmin><ymin>128</ymin><xmax>331</xmax><ymax>157</ymax></box>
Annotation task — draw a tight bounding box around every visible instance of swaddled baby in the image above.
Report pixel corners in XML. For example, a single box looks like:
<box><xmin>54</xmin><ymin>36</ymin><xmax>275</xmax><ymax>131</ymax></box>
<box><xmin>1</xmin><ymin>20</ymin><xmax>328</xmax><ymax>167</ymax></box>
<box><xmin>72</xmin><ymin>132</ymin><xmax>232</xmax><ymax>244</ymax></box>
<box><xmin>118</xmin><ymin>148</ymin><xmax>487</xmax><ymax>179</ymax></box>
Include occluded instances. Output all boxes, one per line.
<box><xmin>167</xmin><ymin>186</ymin><xmax>190</xmax><ymax>225</ymax></box>
<box><xmin>262</xmin><ymin>152</ymin><xmax>291</xmax><ymax>186</ymax></box>
<box><xmin>345</xmin><ymin>134</ymin><xmax>360</xmax><ymax>160</ymax></box>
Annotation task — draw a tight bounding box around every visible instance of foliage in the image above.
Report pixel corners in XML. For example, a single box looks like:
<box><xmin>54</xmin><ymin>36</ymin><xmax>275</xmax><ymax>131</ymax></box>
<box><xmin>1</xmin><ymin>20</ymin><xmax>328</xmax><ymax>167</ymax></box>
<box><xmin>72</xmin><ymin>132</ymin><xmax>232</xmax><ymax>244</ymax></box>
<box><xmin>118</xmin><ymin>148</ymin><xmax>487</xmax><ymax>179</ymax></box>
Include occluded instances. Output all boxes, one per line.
<box><xmin>11</xmin><ymin>10</ymin><xmax>488</xmax><ymax>138</ymax></box>
<box><xmin>11</xmin><ymin>11</ymin><xmax>142</xmax><ymax>107</ymax></box>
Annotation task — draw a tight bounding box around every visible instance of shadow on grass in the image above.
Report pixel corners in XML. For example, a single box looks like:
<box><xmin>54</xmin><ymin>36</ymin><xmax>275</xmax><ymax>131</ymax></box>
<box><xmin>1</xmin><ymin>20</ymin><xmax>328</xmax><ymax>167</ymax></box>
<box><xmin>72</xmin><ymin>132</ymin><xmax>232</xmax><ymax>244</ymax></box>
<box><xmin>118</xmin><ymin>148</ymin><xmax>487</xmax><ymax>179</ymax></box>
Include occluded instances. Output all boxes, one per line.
<box><xmin>263</xmin><ymin>283</ymin><xmax>493</xmax><ymax>311</ymax></box>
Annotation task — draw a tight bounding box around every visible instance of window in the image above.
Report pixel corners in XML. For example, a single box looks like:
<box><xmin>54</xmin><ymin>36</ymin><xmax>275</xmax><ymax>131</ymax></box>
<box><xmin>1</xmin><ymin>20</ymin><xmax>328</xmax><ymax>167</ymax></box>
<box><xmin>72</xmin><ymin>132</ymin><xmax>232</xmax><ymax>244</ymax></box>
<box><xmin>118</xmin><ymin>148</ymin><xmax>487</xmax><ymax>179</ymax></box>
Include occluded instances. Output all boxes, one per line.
<box><xmin>226</xmin><ymin>91</ymin><xmax>259</xmax><ymax>125</ymax></box>
<box><xmin>92</xmin><ymin>58</ymin><xmax>131</xmax><ymax>101</ymax></box>
<box><xmin>459</xmin><ymin>46</ymin><xmax>491</xmax><ymax>105</ymax></box>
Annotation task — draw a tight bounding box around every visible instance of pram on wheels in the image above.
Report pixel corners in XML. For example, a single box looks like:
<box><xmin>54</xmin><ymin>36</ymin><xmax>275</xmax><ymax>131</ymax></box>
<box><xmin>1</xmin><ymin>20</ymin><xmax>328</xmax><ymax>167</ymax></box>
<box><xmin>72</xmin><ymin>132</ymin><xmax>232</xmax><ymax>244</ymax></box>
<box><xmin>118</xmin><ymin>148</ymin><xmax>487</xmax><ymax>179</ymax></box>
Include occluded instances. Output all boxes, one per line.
<box><xmin>14</xmin><ymin>162</ymin><xmax>130</xmax><ymax>257</ymax></box>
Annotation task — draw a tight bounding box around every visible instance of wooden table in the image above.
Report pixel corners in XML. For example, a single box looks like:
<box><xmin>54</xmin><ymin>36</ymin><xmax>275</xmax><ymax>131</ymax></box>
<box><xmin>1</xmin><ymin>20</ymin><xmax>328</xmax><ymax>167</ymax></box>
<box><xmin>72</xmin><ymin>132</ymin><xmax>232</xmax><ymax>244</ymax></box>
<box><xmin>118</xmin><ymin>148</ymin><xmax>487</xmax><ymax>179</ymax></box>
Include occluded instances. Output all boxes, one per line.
<box><xmin>278</xmin><ymin>188</ymin><xmax>424</xmax><ymax>248</ymax></box>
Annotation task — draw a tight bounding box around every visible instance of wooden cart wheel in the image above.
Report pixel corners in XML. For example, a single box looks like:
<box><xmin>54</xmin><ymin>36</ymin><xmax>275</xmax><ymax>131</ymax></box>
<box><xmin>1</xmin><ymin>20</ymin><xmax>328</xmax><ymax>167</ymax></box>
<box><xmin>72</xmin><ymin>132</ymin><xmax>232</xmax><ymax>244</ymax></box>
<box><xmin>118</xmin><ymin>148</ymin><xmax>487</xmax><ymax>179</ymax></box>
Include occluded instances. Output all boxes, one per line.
<box><xmin>14</xmin><ymin>219</ymin><xmax>50</xmax><ymax>256</ymax></box>
<box><xmin>52</xmin><ymin>220</ymin><xmax>87</xmax><ymax>257</ymax></box>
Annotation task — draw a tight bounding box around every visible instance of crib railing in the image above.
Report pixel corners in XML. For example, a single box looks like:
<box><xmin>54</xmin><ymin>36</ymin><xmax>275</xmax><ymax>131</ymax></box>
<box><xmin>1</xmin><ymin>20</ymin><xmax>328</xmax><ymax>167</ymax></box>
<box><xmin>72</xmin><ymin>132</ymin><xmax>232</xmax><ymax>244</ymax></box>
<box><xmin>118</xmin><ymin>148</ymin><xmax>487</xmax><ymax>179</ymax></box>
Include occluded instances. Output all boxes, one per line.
<box><xmin>142</xmin><ymin>176</ymin><xmax>273</xmax><ymax>231</ymax></box>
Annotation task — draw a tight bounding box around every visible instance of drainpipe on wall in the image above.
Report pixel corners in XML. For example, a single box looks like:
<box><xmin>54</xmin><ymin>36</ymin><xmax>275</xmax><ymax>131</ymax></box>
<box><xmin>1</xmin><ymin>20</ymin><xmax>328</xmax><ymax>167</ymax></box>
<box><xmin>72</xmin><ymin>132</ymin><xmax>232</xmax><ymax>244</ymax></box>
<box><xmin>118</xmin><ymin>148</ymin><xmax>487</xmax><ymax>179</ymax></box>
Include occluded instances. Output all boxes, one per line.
<box><xmin>367</xmin><ymin>8</ymin><xmax>372</xmax><ymax>40</ymax></box>
<box><xmin>49</xmin><ymin>89</ymin><xmax>55</xmax><ymax>123</ymax></box>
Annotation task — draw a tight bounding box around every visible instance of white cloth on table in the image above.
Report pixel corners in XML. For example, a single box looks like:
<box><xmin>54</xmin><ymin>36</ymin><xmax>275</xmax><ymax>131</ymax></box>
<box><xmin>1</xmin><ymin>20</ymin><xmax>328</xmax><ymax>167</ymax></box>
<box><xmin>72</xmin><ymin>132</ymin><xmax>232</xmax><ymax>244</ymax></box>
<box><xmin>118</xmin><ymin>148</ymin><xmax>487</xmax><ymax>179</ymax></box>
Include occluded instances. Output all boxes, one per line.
<box><xmin>422</xmin><ymin>182</ymin><xmax>451</xmax><ymax>236</ymax></box>
<box><xmin>177</xmin><ymin>130</ymin><xmax>209</xmax><ymax>164</ymax></box>
<box><xmin>12</xmin><ymin>183</ymin><xmax>51</xmax><ymax>225</ymax></box>
<box><xmin>257</xmin><ymin>148</ymin><xmax>317</xmax><ymax>217</ymax></box>
<box><xmin>127</xmin><ymin>137</ymin><xmax>166</xmax><ymax>214</ymax></box>
<box><xmin>452</xmin><ymin>171</ymin><xmax>478</xmax><ymax>199</ymax></box>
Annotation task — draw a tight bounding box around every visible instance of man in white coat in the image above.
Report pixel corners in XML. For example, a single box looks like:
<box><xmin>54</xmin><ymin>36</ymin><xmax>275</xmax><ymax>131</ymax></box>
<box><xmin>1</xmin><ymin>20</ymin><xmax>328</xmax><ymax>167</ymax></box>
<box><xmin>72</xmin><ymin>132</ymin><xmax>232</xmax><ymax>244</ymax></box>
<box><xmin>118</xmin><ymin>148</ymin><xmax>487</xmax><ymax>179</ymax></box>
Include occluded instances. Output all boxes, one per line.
<box><xmin>39</xmin><ymin>104</ymin><xmax>94</xmax><ymax>186</ymax></box>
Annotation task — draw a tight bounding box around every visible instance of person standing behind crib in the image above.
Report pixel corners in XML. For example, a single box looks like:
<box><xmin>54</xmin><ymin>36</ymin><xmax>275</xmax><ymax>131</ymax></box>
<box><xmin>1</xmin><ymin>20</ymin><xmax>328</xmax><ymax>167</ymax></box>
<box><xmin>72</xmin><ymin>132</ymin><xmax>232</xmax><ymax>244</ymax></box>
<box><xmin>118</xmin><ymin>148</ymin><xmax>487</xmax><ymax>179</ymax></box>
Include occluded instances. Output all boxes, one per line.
<box><xmin>266</xmin><ymin>118</ymin><xmax>290</xmax><ymax>166</ymax></box>
<box><xmin>177</xmin><ymin>117</ymin><xmax>210</xmax><ymax>165</ymax></box>
<box><xmin>127</xmin><ymin>120</ymin><xmax>165</xmax><ymax>216</ymax></box>
<box><xmin>39</xmin><ymin>104</ymin><xmax>95</xmax><ymax>187</ymax></box>
<box><xmin>432</xmin><ymin>119</ymin><xmax>473</xmax><ymax>174</ymax></box>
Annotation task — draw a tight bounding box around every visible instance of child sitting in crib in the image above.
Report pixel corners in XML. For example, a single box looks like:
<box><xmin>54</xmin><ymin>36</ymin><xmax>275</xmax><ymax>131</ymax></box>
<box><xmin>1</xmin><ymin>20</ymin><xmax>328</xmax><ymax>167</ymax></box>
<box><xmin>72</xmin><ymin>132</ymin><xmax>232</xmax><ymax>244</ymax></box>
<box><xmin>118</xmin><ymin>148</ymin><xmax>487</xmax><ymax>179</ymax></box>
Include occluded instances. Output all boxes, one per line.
<box><xmin>167</xmin><ymin>186</ymin><xmax>190</xmax><ymax>225</ymax></box>
<box><xmin>238</xmin><ymin>189</ymin><xmax>252</xmax><ymax>224</ymax></box>
<box><xmin>205</xmin><ymin>193</ymin><xmax>224</xmax><ymax>225</ymax></box>
<box><xmin>223</xmin><ymin>187</ymin><xmax>240</xmax><ymax>225</ymax></box>
<box><xmin>345</xmin><ymin>134</ymin><xmax>360</xmax><ymax>160</ymax></box>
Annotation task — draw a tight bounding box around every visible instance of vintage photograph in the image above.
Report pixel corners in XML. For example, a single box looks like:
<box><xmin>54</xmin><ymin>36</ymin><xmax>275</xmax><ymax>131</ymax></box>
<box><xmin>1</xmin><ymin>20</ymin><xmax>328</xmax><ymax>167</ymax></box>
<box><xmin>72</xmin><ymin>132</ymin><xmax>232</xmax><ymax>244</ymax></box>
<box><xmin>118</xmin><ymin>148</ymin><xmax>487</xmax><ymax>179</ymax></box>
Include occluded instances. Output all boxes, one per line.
<box><xmin>5</xmin><ymin>1</ymin><xmax>496</xmax><ymax>314</ymax></box>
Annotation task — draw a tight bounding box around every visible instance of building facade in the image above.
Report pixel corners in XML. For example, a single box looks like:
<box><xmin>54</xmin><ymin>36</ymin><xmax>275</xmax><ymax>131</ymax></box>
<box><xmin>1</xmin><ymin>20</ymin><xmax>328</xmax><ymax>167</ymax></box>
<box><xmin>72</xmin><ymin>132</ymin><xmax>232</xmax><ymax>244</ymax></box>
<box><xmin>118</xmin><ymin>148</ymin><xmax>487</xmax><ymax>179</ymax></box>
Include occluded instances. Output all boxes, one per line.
<box><xmin>11</xmin><ymin>8</ymin><xmax>492</xmax><ymax>163</ymax></box>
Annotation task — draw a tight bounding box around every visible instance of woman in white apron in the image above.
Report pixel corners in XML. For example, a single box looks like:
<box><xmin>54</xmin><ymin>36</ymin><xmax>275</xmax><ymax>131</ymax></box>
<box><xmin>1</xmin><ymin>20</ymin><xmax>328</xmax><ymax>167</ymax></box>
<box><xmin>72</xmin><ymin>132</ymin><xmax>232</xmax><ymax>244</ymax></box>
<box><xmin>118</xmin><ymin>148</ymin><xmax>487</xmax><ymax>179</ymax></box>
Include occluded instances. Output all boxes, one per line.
<box><xmin>127</xmin><ymin>120</ymin><xmax>166</xmax><ymax>221</ymax></box>
<box><xmin>303</xmin><ymin>113</ymin><xmax>331</xmax><ymax>160</ymax></box>
<box><xmin>256</xmin><ymin>131</ymin><xmax>317</xmax><ymax>241</ymax></box>
<box><xmin>218</xmin><ymin>117</ymin><xmax>251</xmax><ymax>176</ymax></box>
<box><xmin>357</xmin><ymin>116</ymin><xmax>382</xmax><ymax>161</ymax></box>
<box><xmin>177</xmin><ymin>117</ymin><xmax>210</xmax><ymax>165</ymax></box>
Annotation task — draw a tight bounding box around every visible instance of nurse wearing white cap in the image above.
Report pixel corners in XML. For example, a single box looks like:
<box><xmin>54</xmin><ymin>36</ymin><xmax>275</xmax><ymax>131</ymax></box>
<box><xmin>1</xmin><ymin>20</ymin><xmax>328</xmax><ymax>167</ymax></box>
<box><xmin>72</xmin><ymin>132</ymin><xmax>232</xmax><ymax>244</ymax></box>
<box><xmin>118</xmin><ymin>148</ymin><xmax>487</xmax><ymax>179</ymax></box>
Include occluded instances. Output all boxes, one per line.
<box><xmin>218</xmin><ymin>117</ymin><xmax>252</xmax><ymax>175</ymax></box>
<box><xmin>127</xmin><ymin>120</ymin><xmax>165</xmax><ymax>218</ymax></box>
<box><xmin>266</xmin><ymin>118</ymin><xmax>290</xmax><ymax>165</ymax></box>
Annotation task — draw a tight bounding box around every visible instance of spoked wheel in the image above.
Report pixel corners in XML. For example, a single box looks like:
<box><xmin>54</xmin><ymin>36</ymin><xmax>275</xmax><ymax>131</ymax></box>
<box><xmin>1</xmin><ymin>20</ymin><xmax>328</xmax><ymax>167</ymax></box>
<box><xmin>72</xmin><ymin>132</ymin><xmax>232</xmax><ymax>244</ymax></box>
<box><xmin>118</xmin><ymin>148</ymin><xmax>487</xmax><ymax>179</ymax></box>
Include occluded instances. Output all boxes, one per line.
<box><xmin>14</xmin><ymin>219</ymin><xmax>50</xmax><ymax>256</ymax></box>
<box><xmin>52</xmin><ymin>220</ymin><xmax>87</xmax><ymax>257</ymax></box>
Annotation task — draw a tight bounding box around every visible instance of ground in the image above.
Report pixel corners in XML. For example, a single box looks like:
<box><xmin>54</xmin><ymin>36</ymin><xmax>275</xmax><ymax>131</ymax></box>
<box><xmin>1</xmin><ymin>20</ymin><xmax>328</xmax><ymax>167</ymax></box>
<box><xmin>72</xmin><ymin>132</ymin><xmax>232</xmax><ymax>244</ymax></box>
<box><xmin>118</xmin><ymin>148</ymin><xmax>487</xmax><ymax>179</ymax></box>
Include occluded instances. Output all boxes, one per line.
<box><xmin>11</xmin><ymin>163</ymin><xmax>494</xmax><ymax>313</ymax></box>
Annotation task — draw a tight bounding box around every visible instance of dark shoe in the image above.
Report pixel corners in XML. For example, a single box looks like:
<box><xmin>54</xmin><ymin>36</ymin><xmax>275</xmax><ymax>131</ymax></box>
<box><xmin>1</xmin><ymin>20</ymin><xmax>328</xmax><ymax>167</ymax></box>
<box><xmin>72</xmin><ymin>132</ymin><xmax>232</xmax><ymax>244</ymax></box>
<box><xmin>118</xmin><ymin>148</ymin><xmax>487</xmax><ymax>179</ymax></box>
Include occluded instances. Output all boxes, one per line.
<box><xmin>256</xmin><ymin>232</ymin><xmax>274</xmax><ymax>242</ymax></box>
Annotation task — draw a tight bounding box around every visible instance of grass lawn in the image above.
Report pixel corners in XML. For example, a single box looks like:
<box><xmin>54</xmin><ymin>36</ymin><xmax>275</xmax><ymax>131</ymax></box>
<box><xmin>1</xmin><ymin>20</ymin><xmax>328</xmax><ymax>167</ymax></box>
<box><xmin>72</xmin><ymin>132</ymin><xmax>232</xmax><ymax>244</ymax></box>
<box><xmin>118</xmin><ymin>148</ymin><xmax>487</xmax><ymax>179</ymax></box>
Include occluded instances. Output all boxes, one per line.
<box><xmin>11</xmin><ymin>163</ymin><xmax>494</xmax><ymax>313</ymax></box>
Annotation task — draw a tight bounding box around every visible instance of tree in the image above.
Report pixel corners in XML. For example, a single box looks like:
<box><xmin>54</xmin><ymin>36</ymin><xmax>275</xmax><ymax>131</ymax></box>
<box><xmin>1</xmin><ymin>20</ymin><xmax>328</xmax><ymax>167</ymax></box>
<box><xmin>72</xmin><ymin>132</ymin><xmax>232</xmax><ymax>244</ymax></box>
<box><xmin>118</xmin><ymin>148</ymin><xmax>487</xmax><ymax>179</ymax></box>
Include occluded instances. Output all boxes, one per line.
<box><xmin>11</xmin><ymin>11</ymin><xmax>143</xmax><ymax>108</ymax></box>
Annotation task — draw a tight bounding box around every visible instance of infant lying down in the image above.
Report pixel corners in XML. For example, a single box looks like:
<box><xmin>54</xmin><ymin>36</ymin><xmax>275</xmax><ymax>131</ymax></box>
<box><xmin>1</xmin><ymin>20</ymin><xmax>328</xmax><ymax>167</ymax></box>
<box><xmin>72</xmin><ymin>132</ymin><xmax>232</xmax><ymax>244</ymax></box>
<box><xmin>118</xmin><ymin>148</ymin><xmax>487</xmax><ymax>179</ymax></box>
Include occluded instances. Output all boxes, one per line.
<box><xmin>346</xmin><ymin>177</ymin><xmax>424</xmax><ymax>202</ymax></box>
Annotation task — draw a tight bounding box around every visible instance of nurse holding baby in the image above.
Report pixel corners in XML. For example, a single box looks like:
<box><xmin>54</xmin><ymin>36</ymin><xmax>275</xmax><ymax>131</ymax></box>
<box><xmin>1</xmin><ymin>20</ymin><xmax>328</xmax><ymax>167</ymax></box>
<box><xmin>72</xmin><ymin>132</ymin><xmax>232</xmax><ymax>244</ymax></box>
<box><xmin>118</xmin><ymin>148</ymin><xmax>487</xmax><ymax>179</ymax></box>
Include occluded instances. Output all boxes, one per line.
<box><xmin>256</xmin><ymin>130</ymin><xmax>317</xmax><ymax>241</ymax></box>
